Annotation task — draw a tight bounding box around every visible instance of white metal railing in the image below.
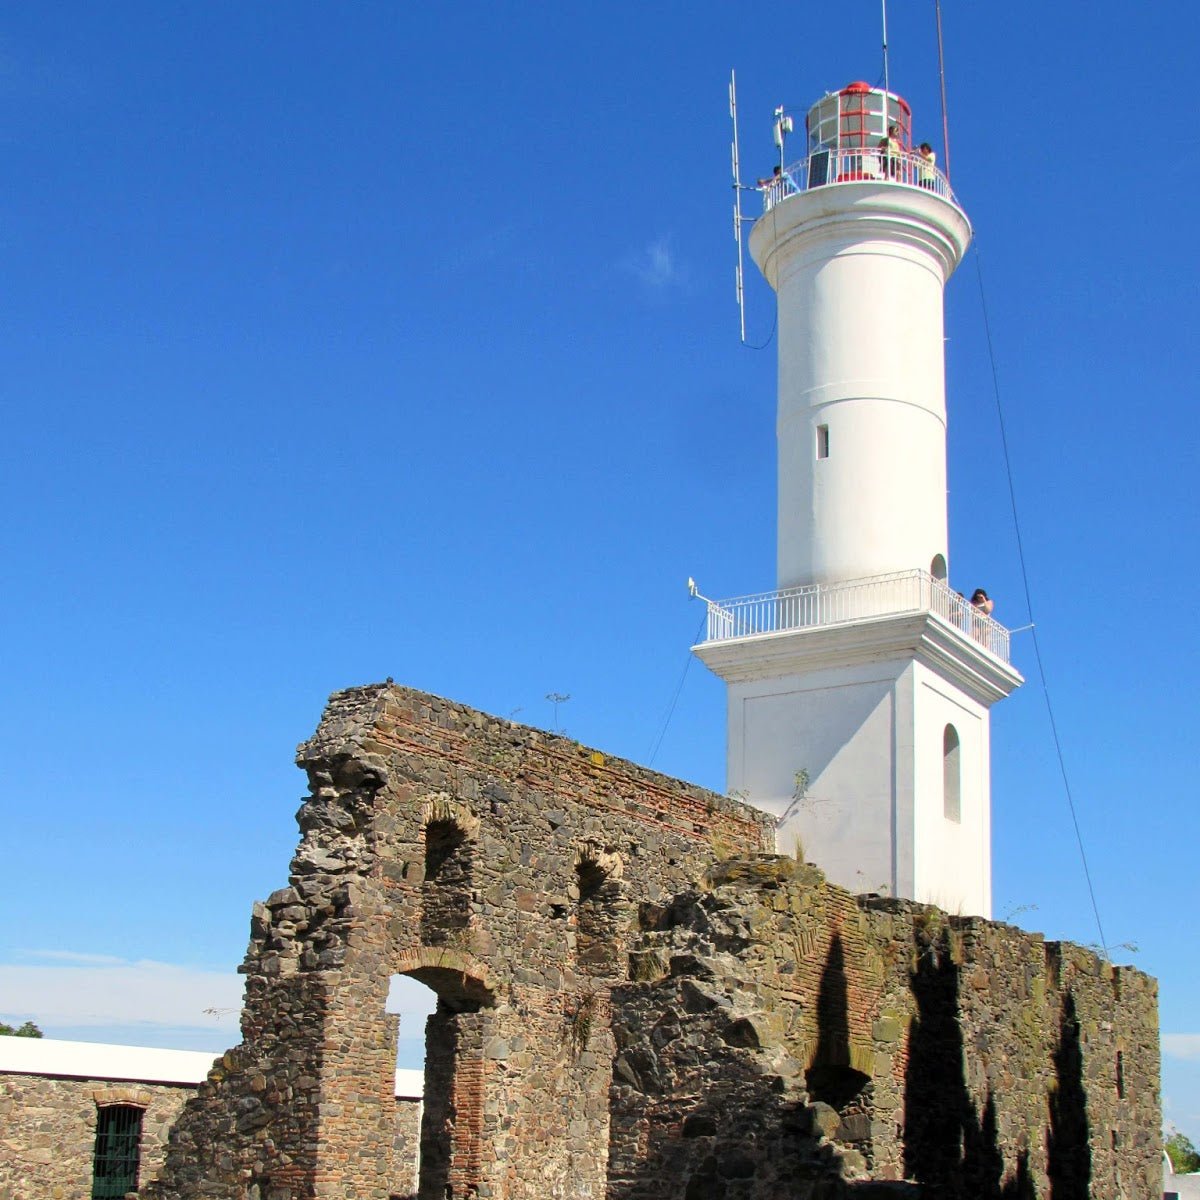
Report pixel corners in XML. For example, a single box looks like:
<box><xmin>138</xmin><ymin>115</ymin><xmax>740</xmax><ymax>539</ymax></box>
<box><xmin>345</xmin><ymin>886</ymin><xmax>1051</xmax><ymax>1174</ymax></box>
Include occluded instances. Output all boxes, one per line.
<box><xmin>701</xmin><ymin>569</ymin><xmax>1011</xmax><ymax>662</ymax></box>
<box><xmin>761</xmin><ymin>148</ymin><xmax>956</xmax><ymax>211</ymax></box>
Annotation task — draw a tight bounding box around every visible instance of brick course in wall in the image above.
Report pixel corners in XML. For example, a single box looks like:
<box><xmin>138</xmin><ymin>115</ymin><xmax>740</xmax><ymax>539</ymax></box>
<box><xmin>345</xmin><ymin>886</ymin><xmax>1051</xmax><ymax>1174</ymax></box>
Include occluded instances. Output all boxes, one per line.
<box><xmin>134</xmin><ymin>682</ymin><xmax>1159</xmax><ymax>1200</ymax></box>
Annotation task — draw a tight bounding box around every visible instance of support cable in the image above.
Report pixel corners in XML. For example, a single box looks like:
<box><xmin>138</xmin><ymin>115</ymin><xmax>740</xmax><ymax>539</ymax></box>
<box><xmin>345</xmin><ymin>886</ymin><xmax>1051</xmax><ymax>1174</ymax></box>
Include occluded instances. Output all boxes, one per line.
<box><xmin>934</xmin><ymin>0</ymin><xmax>952</xmax><ymax>181</ymax></box>
<box><xmin>647</xmin><ymin>612</ymin><xmax>709</xmax><ymax>768</ymax></box>
<box><xmin>973</xmin><ymin>246</ymin><xmax>1110</xmax><ymax>959</ymax></box>
<box><xmin>740</xmin><ymin>193</ymin><xmax>782</xmax><ymax>351</ymax></box>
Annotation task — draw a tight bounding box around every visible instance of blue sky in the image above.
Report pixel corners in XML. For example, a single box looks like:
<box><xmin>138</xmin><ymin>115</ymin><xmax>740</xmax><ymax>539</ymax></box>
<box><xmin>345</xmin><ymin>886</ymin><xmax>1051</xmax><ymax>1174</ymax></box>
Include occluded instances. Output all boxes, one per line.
<box><xmin>2</xmin><ymin>0</ymin><xmax>1198</xmax><ymax>1138</ymax></box>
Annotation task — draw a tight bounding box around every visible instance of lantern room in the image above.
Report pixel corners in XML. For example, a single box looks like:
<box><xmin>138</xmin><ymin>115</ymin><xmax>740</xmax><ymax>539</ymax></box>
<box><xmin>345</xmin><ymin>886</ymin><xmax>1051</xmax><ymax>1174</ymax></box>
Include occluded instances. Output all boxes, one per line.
<box><xmin>806</xmin><ymin>81</ymin><xmax>911</xmax><ymax>154</ymax></box>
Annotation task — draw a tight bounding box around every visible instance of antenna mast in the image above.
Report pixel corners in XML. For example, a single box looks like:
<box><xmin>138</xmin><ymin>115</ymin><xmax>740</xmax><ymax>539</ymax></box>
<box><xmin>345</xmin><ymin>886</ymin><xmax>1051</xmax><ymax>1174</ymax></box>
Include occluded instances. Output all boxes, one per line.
<box><xmin>881</xmin><ymin>0</ymin><xmax>891</xmax><ymax>102</ymax></box>
<box><xmin>729</xmin><ymin>70</ymin><xmax>747</xmax><ymax>343</ymax></box>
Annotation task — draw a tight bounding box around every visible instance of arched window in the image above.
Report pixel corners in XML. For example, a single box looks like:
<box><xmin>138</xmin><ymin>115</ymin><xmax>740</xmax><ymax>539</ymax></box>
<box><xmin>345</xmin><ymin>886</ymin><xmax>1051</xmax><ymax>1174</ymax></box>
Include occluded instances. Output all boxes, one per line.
<box><xmin>943</xmin><ymin>724</ymin><xmax>961</xmax><ymax>822</ymax></box>
<box><xmin>92</xmin><ymin>1104</ymin><xmax>144</xmax><ymax>1198</ymax></box>
<box><xmin>930</xmin><ymin>554</ymin><xmax>947</xmax><ymax>582</ymax></box>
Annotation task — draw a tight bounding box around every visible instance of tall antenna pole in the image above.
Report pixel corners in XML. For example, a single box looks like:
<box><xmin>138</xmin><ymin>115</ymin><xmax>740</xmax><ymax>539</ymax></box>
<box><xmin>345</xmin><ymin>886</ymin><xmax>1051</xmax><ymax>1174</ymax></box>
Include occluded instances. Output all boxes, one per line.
<box><xmin>881</xmin><ymin>0</ymin><xmax>891</xmax><ymax>104</ymax></box>
<box><xmin>934</xmin><ymin>0</ymin><xmax>952</xmax><ymax>181</ymax></box>
<box><xmin>729</xmin><ymin>70</ymin><xmax>747</xmax><ymax>344</ymax></box>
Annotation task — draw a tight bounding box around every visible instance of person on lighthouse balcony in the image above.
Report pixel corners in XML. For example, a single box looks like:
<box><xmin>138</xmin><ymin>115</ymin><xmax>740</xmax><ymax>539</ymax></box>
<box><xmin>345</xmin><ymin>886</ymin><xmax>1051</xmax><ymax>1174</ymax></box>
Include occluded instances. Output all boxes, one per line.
<box><xmin>916</xmin><ymin>141</ymin><xmax>937</xmax><ymax>188</ymax></box>
<box><xmin>970</xmin><ymin>588</ymin><xmax>994</xmax><ymax>617</ymax></box>
<box><xmin>969</xmin><ymin>588</ymin><xmax>995</xmax><ymax>645</ymax></box>
<box><xmin>879</xmin><ymin>123</ymin><xmax>901</xmax><ymax>176</ymax></box>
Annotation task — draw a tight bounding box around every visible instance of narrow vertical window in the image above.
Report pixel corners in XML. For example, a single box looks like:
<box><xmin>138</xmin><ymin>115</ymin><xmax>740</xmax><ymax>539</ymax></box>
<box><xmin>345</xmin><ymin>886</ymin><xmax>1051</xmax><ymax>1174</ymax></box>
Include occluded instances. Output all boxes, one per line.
<box><xmin>943</xmin><ymin>724</ymin><xmax>961</xmax><ymax>823</ymax></box>
<box><xmin>421</xmin><ymin>819</ymin><xmax>472</xmax><ymax>944</ymax></box>
<box><xmin>1116</xmin><ymin>1050</ymin><xmax>1125</xmax><ymax>1098</ymax></box>
<box><xmin>816</xmin><ymin>424</ymin><xmax>830</xmax><ymax>459</ymax></box>
<box><xmin>93</xmin><ymin>1105</ymin><xmax>143</xmax><ymax>1199</ymax></box>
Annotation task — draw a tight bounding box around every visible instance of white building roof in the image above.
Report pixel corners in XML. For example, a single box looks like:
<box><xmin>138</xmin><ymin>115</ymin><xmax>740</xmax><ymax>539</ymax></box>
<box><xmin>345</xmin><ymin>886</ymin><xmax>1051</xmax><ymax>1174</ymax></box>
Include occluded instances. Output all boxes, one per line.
<box><xmin>0</xmin><ymin>1037</ymin><xmax>218</xmax><ymax>1085</ymax></box>
<box><xmin>393</xmin><ymin>1068</ymin><xmax>423</xmax><ymax>1099</ymax></box>
<box><xmin>0</xmin><ymin>1036</ymin><xmax>426</xmax><ymax>1098</ymax></box>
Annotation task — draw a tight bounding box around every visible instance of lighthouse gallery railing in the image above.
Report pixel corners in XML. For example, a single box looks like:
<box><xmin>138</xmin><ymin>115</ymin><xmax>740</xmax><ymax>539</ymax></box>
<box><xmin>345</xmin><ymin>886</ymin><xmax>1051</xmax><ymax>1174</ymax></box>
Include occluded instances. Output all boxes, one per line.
<box><xmin>700</xmin><ymin>570</ymin><xmax>1011</xmax><ymax>663</ymax></box>
<box><xmin>761</xmin><ymin>148</ymin><xmax>956</xmax><ymax>211</ymax></box>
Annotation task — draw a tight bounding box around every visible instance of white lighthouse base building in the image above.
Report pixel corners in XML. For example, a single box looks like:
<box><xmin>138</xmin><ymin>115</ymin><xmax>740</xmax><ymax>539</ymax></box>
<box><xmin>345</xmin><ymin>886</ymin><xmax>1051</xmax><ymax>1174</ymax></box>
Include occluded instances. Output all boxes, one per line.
<box><xmin>696</xmin><ymin>602</ymin><xmax>1021</xmax><ymax>918</ymax></box>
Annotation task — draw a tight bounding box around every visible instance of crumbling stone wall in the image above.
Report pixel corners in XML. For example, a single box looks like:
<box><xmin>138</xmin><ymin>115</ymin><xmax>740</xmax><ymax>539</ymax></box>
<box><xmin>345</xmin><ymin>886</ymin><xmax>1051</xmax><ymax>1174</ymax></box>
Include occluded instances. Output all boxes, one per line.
<box><xmin>141</xmin><ymin>682</ymin><xmax>1160</xmax><ymax>1200</ymax></box>
<box><xmin>607</xmin><ymin>857</ymin><xmax>1161</xmax><ymax>1199</ymax></box>
<box><xmin>144</xmin><ymin>683</ymin><xmax>771</xmax><ymax>1200</ymax></box>
<box><xmin>0</xmin><ymin>1075</ymin><xmax>193</xmax><ymax>1200</ymax></box>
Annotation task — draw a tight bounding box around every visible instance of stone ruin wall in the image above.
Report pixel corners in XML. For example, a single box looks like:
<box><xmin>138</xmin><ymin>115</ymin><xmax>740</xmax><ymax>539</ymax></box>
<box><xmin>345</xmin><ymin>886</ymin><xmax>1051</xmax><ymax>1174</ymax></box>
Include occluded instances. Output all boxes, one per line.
<box><xmin>607</xmin><ymin>858</ymin><xmax>1160</xmax><ymax>1199</ymax></box>
<box><xmin>141</xmin><ymin>682</ymin><xmax>1160</xmax><ymax>1200</ymax></box>
<box><xmin>144</xmin><ymin>683</ymin><xmax>771</xmax><ymax>1200</ymax></box>
<box><xmin>0</xmin><ymin>1077</ymin><xmax>193</xmax><ymax>1200</ymax></box>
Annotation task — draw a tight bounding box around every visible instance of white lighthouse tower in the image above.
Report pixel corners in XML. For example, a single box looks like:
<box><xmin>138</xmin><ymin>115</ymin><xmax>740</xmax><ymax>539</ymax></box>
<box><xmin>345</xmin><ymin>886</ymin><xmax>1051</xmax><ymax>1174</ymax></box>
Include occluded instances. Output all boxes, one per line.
<box><xmin>695</xmin><ymin>82</ymin><xmax>1022</xmax><ymax>918</ymax></box>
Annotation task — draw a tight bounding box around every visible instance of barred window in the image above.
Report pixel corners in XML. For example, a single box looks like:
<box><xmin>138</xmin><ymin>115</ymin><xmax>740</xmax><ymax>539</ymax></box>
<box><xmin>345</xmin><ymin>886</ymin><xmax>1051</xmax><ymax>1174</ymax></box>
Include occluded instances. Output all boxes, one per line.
<box><xmin>92</xmin><ymin>1104</ymin><xmax>143</xmax><ymax>1199</ymax></box>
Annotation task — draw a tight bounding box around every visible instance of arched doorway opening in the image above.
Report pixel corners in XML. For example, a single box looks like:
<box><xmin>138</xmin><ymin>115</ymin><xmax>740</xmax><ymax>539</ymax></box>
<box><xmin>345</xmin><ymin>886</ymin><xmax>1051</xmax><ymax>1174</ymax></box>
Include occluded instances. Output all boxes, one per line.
<box><xmin>386</xmin><ymin>974</ymin><xmax>438</xmax><ymax>1199</ymax></box>
<box><xmin>389</xmin><ymin>951</ymin><xmax>498</xmax><ymax>1200</ymax></box>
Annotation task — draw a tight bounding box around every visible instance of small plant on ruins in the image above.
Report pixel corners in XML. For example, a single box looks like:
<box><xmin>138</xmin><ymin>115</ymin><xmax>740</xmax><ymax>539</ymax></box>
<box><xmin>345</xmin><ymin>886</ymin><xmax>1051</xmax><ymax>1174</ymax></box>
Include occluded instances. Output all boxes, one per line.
<box><xmin>1082</xmin><ymin>940</ymin><xmax>1139</xmax><ymax>963</ymax></box>
<box><xmin>910</xmin><ymin>908</ymin><xmax>965</xmax><ymax>969</ymax></box>
<box><xmin>565</xmin><ymin>989</ymin><xmax>600</xmax><ymax>1056</ymax></box>
<box><xmin>774</xmin><ymin>767</ymin><xmax>829</xmax><ymax>838</ymax></box>
<box><xmin>912</xmin><ymin>908</ymin><xmax>947</xmax><ymax>964</ymax></box>
<box><xmin>1002</xmin><ymin>902</ymin><xmax>1038</xmax><ymax>923</ymax></box>
<box><xmin>855</xmin><ymin>872</ymin><xmax>891</xmax><ymax>898</ymax></box>
<box><xmin>708</xmin><ymin>829</ymin><xmax>735</xmax><ymax>862</ymax></box>
<box><xmin>628</xmin><ymin>949</ymin><xmax>668</xmax><ymax>983</ymax></box>
<box><xmin>790</xmin><ymin>832</ymin><xmax>806</xmax><ymax>863</ymax></box>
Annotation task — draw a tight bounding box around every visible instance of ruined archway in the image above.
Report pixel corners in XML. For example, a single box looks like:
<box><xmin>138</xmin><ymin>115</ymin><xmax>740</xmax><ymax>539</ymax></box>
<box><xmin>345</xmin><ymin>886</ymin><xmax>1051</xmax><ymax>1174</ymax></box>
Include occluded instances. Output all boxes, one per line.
<box><xmin>393</xmin><ymin>948</ymin><xmax>498</xmax><ymax>1200</ymax></box>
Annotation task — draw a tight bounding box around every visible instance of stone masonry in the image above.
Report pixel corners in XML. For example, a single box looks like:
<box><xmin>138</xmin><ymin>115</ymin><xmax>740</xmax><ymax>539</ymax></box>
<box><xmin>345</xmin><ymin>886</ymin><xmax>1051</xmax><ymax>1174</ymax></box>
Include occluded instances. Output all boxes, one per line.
<box><xmin>0</xmin><ymin>1077</ymin><xmax>191</xmax><ymax>1200</ymax></box>
<box><xmin>140</xmin><ymin>682</ymin><xmax>1160</xmax><ymax>1199</ymax></box>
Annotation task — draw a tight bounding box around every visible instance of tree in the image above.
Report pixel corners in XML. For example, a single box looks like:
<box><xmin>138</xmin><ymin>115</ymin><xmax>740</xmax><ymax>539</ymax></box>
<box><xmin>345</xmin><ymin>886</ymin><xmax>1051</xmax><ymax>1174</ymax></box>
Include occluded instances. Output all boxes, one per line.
<box><xmin>0</xmin><ymin>1020</ymin><xmax>43</xmax><ymax>1038</ymax></box>
<box><xmin>1166</xmin><ymin>1129</ymin><xmax>1200</xmax><ymax>1174</ymax></box>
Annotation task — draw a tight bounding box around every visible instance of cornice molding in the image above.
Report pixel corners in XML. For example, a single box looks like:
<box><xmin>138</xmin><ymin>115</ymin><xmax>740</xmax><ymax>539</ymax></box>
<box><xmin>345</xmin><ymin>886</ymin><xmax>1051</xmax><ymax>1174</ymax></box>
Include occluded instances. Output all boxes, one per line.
<box><xmin>693</xmin><ymin>611</ymin><xmax>1023</xmax><ymax>706</ymax></box>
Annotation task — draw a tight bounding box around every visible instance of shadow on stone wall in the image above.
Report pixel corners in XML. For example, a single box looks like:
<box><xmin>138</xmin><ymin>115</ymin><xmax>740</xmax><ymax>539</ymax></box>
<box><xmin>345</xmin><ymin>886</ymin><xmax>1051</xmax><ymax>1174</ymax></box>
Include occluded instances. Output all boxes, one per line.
<box><xmin>1046</xmin><ymin>991</ymin><xmax>1090</xmax><ymax>1200</ymax></box>
<box><xmin>808</xmin><ymin>932</ymin><xmax>874</xmax><ymax>1173</ymax></box>
<box><xmin>606</xmin><ymin>885</ymin><xmax>852</xmax><ymax>1200</ymax></box>
<box><xmin>903</xmin><ymin>934</ymin><xmax>1038</xmax><ymax>1199</ymax></box>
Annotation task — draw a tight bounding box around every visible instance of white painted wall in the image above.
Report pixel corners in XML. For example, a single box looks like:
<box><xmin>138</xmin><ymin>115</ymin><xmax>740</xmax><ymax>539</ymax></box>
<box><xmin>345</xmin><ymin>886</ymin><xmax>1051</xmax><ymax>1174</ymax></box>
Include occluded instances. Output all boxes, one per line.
<box><xmin>724</xmin><ymin>648</ymin><xmax>992</xmax><ymax>917</ymax></box>
<box><xmin>731</xmin><ymin>659</ymin><xmax>901</xmax><ymax>897</ymax></box>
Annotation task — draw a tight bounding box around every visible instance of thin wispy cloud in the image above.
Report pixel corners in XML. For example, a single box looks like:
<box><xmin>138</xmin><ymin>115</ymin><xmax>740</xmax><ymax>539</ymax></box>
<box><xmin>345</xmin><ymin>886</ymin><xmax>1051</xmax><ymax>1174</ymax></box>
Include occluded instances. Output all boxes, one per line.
<box><xmin>0</xmin><ymin>952</ymin><xmax>438</xmax><ymax>1037</ymax></box>
<box><xmin>1164</xmin><ymin>1033</ymin><xmax>1200</xmax><ymax>1062</ymax></box>
<box><xmin>23</xmin><ymin>949</ymin><xmax>128</xmax><ymax>966</ymax></box>
<box><xmin>0</xmin><ymin>955</ymin><xmax>244</xmax><ymax>1030</ymax></box>
<box><xmin>623</xmin><ymin>236</ymin><xmax>688</xmax><ymax>292</ymax></box>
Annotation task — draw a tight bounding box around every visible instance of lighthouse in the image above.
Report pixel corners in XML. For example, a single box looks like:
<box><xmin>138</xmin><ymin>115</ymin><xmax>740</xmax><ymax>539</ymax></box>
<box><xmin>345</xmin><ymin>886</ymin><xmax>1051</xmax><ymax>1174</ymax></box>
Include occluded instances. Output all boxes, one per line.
<box><xmin>695</xmin><ymin>82</ymin><xmax>1022</xmax><ymax>918</ymax></box>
